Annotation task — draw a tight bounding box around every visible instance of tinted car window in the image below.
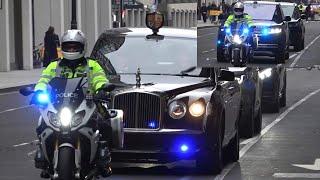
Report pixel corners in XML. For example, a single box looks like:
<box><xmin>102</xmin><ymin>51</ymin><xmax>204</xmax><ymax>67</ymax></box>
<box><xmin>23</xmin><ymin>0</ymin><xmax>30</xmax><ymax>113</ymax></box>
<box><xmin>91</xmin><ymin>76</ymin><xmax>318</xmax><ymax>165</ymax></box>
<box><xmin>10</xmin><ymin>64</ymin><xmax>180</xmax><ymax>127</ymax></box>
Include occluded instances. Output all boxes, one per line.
<box><xmin>244</xmin><ymin>3</ymin><xmax>277</xmax><ymax>20</ymax></box>
<box><xmin>273</xmin><ymin>6</ymin><xmax>283</xmax><ymax>23</ymax></box>
<box><xmin>97</xmin><ymin>36</ymin><xmax>198</xmax><ymax>75</ymax></box>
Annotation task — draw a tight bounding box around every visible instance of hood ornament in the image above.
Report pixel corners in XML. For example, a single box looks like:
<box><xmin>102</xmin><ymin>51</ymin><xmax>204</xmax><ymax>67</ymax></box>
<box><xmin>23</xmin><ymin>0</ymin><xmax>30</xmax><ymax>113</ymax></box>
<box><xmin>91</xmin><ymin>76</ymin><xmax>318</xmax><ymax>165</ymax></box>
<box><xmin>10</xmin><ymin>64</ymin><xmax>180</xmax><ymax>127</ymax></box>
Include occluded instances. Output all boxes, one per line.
<box><xmin>136</xmin><ymin>67</ymin><xmax>141</xmax><ymax>88</ymax></box>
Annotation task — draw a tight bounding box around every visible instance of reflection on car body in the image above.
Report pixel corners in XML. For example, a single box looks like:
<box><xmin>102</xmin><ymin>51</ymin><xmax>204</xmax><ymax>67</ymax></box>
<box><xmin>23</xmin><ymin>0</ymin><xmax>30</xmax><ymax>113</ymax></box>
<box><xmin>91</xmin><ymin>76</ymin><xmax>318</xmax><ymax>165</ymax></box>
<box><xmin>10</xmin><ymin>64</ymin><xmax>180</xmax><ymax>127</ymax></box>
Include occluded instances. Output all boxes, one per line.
<box><xmin>227</xmin><ymin>67</ymin><xmax>262</xmax><ymax>138</ymax></box>
<box><xmin>91</xmin><ymin>27</ymin><xmax>241</xmax><ymax>173</ymax></box>
<box><xmin>259</xmin><ymin>65</ymin><xmax>286</xmax><ymax>113</ymax></box>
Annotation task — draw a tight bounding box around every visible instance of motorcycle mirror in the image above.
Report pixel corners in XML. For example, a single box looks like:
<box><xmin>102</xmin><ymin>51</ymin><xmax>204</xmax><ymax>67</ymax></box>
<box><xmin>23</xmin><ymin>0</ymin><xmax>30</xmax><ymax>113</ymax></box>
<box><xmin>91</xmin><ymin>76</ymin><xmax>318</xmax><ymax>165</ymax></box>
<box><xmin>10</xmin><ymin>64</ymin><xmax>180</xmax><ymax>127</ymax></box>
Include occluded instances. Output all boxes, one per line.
<box><xmin>103</xmin><ymin>83</ymin><xmax>116</xmax><ymax>92</ymax></box>
<box><xmin>19</xmin><ymin>87</ymin><xmax>34</xmax><ymax>96</ymax></box>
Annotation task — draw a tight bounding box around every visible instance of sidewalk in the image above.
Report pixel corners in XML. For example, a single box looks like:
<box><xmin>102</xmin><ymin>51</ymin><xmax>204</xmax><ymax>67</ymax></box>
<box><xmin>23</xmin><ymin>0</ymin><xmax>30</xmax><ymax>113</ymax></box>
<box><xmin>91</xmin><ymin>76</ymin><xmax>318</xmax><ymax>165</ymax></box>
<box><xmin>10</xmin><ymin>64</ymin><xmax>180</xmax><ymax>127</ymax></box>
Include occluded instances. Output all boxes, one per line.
<box><xmin>197</xmin><ymin>20</ymin><xmax>220</xmax><ymax>29</ymax></box>
<box><xmin>0</xmin><ymin>68</ymin><xmax>43</xmax><ymax>89</ymax></box>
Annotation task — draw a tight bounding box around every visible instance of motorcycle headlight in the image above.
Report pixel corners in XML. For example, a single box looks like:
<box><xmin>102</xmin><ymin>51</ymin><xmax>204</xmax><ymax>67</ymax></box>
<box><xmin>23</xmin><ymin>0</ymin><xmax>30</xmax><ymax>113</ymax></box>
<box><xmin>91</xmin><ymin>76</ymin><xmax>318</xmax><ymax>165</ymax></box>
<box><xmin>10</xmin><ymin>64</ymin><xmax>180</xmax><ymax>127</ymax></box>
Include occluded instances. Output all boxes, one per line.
<box><xmin>60</xmin><ymin>107</ymin><xmax>72</xmax><ymax>127</ymax></box>
<box><xmin>259</xmin><ymin>68</ymin><xmax>272</xmax><ymax>80</ymax></box>
<box><xmin>71</xmin><ymin>111</ymin><xmax>85</xmax><ymax>127</ymax></box>
<box><xmin>233</xmin><ymin>35</ymin><xmax>242</xmax><ymax>44</ymax></box>
<box><xmin>189</xmin><ymin>101</ymin><xmax>205</xmax><ymax>117</ymax></box>
<box><xmin>48</xmin><ymin>111</ymin><xmax>61</xmax><ymax>127</ymax></box>
<box><xmin>169</xmin><ymin>101</ymin><xmax>187</xmax><ymax>119</ymax></box>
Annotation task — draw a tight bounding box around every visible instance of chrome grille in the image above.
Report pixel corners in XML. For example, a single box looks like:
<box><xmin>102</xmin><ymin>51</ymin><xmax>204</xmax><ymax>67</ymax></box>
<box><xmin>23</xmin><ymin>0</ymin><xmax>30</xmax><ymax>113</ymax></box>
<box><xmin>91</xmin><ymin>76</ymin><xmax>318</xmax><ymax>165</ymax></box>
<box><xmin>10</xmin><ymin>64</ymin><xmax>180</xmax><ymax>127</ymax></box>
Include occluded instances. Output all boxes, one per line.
<box><xmin>113</xmin><ymin>92</ymin><xmax>161</xmax><ymax>129</ymax></box>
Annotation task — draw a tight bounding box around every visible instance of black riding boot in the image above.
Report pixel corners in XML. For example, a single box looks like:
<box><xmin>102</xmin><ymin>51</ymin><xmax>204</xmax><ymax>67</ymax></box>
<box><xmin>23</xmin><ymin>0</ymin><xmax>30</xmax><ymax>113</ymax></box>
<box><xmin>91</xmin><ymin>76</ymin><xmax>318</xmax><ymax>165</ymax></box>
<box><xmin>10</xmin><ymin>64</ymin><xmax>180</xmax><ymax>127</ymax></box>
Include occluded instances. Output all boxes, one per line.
<box><xmin>97</xmin><ymin>141</ymin><xmax>112</xmax><ymax>177</ymax></box>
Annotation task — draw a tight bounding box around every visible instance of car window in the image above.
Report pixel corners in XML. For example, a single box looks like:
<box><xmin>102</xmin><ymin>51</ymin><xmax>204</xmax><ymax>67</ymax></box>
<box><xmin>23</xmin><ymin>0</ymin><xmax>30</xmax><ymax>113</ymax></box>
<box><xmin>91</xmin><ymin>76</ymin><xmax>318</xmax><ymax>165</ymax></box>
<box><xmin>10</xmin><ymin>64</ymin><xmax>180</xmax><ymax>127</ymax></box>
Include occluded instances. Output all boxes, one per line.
<box><xmin>244</xmin><ymin>3</ymin><xmax>277</xmax><ymax>20</ymax></box>
<box><xmin>281</xmin><ymin>5</ymin><xmax>295</xmax><ymax>17</ymax></box>
<box><xmin>93</xmin><ymin>35</ymin><xmax>199</xmax><ymax>75</ymax></box>
<box><xmin>293</xmin><ymin>7</ymin><xmax>301</xmax><ymax>19</ymax></box>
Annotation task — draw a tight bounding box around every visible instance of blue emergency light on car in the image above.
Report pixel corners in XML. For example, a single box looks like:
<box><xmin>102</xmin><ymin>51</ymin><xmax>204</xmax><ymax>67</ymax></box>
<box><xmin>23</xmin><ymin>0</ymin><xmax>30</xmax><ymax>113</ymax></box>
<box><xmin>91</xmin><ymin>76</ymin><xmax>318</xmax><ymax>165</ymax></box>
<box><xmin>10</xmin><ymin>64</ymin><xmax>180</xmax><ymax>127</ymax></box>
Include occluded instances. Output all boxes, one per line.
<box><xmin>180</xmin><ymin>144</ymin><xmax>189</xmax><ymax>152</ymax></box>
<box><xmin>225</xmin><ymin>28</ymin><xmax>231</xmax><ymax>34</ymax></box>
<box><xmin>148</xmin><ymin>121</ymin><xmax>156</xmax><ymax>129</ymax></box>
<box><xmin>262</xmin><ymin>27</ymin><xmax>269</xmax><ymax>36</ymax></box>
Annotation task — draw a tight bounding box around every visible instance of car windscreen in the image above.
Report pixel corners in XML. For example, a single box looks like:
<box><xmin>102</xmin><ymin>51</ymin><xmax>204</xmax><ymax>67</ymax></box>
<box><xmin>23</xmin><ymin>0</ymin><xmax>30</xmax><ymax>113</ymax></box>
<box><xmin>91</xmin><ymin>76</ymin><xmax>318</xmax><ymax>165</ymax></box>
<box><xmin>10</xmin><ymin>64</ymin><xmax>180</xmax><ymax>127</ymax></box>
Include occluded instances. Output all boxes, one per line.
<box><xmin>281</xmin><ymin>5</ymin><xmax>295</xmax><ymax>17</ymax></box>
<box><xmin>244</xmin><ymin>3</ymin><xmax>276</xmax><ymax>20</ymax></box>
<box><xmin>96</xmin><ymin>35</ymin><xmax>198</xmax><ymax>75</ymax></box>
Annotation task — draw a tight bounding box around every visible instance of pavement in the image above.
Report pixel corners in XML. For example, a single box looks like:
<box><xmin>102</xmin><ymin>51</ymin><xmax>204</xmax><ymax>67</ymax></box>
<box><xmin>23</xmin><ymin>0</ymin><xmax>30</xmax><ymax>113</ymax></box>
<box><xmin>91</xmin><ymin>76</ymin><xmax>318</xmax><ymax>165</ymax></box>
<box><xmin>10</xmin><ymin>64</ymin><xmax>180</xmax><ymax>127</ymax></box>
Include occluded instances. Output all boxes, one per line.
<box><xmin>198</xmin><ymin>21</ymin><xmax>320</xmax><ymax>68</ymax></box>
<box><xmin>0</xmin><ymin>68</ymin><xmax>42</xmax><ymax>90</ymax></box>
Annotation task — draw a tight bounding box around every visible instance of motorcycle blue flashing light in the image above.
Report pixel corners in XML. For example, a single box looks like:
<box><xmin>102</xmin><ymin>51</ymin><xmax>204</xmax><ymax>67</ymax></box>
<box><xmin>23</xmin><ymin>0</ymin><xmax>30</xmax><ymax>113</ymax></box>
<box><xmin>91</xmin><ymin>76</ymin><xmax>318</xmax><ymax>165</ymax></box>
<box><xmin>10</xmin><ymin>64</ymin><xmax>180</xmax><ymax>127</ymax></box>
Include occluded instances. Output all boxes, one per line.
<box><xmin>243</xmin><ymin>28</ymin><xmax>249</xmax><ymax>34</ymax></box>
<box><xmin>262</xmin><ymin>28</ymin><xmax>269</xmax><ymax>36</ymax></box>
<box><xmin>217</xmin><ymin>40</ymin><xmax>222</xmax><ymax>45</ymax></box>
<box><xmin>36</xmin><ymin>92</ymin><xmax>50</xmax><ymax>105</ymax></box>
<box><xmin>225</xmin><ymin>28</ymin><xmax>231</xmax><ymax>34</ymax></box>
<box><xmin>180</xmin><ymin>144</ymin><xmax>189</xmax><ymax>152</ymax></box>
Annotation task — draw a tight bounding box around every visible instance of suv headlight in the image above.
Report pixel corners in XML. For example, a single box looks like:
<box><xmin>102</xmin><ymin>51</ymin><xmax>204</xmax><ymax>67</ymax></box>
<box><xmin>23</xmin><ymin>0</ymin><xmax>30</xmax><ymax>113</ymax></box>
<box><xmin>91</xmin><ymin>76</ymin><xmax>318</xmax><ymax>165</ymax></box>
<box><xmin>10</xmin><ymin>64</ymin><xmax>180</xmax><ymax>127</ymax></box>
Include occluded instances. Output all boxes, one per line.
<box><xmin>189</xmin><ymin>101</ymin><xmax>205</xmax><ymax>117</ymax></box>
<box><xmin>48</xmin><ymin>111</ymin><xmax>61</xmax><ymax>127</ymax></box>
<box><xmin>269</xmin><ymin>28</ymin><xmax>282</xmax><ymax>34</ymax></box>
<box><xmin>169</xmin><ymin>101</ymin><xmax>187</xmax><ymax>119</ymax></box>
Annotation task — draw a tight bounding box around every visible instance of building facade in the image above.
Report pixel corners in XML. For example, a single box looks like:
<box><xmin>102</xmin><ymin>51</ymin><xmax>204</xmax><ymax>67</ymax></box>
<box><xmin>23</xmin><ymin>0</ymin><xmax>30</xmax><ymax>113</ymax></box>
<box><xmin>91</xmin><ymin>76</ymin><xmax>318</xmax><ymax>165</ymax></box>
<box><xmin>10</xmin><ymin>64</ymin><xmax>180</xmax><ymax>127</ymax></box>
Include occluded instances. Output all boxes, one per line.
<box><xmin>0</xmin><ymin>0</ymin><xmax>112</xmax><ymax>72</ymax></box>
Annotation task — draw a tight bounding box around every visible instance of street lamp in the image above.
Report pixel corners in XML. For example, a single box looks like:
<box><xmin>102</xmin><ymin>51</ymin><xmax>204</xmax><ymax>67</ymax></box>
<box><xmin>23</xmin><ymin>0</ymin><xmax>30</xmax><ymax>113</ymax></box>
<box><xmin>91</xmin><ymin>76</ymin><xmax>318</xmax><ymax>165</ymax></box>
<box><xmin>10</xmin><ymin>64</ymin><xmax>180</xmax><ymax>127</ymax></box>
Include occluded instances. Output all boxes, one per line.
<box><xmin>71</xmin><ymin>0</ymin><xmax>77</xmax><ymax>29</ymax></box>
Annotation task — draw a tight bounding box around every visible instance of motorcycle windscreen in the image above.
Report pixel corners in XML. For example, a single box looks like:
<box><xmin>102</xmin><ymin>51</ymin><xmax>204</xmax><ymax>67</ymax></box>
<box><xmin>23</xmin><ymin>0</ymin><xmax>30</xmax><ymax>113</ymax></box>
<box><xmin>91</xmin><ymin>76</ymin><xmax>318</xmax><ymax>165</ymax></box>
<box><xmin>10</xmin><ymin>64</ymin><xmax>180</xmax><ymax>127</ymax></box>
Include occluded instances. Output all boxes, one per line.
<box><xmin>48</xmin><ymin>77</ymin><xmax>87</xmax><ymax>111</ymax></box>
<box><xmin>230</xmin><ymin>22</ymin><xmax>248</xmax><ymax>34</ymax></box>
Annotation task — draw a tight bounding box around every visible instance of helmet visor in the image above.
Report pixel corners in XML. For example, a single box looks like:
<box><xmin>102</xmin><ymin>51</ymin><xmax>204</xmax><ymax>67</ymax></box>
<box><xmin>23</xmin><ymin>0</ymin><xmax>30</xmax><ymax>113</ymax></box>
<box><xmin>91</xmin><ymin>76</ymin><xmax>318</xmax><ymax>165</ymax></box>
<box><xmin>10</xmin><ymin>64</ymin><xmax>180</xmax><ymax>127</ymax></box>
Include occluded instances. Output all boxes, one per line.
<box><xmin>234</xmin><ymin>8</ymin><xmax>244</xmax><ymax>13</ymax></box>
<box><xmin>62</xmin><ymin>42</ymin><xmax>84</xmax><ymax>52</ymax></box>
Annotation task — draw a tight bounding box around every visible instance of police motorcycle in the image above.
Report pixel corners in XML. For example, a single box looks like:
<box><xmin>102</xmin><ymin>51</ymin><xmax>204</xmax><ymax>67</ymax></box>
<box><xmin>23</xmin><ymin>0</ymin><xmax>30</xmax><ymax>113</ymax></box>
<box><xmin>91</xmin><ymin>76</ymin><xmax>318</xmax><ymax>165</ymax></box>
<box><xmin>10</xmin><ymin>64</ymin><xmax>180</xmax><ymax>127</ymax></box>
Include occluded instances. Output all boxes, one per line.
<box><xmin>20</xmin><ymin>76</ymin><xmax>124</xmax><ymax>180</ymax></box>
<box><xmin>223</xmin><ymin>21</ymin><xmax>255</xmax><ymax>67</ymax></box>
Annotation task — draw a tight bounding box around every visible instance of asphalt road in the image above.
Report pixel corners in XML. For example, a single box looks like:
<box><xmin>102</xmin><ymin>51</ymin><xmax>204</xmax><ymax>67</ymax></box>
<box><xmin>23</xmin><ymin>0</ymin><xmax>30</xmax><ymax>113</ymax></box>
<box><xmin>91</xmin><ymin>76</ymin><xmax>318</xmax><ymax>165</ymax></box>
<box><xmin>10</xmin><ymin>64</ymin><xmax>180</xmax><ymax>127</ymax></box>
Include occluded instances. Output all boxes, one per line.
<box><xmin>198</xmin><ymin>20</ymin><xmax>320</xmax><ymax>68</ymax></box>
<box><xmin>1</xmin><ymin>67</ymin><xmax>320</xmax><ymax>180</ymax></box>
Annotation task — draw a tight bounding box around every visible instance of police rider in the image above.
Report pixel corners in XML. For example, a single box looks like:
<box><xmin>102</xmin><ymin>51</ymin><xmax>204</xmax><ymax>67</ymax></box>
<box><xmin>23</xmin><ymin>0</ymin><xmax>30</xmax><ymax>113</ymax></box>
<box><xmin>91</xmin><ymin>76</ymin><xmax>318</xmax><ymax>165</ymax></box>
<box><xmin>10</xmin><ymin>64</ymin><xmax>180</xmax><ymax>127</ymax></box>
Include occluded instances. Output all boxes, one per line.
<box><xmin>33</xmin><ymin>29</ymin><xmax>112</xmax><ymax>178</ymax></box>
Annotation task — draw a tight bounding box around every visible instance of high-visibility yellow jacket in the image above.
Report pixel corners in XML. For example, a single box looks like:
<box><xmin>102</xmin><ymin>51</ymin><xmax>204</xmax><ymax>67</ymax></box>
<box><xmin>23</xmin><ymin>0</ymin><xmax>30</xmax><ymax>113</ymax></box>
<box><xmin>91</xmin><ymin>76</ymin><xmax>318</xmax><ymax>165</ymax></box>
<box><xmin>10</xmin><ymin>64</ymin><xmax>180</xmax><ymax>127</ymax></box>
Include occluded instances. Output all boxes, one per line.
<box><xmin>34</xmin><ymin>58</ymin><xmax>109</xmax><ymax>93</ymax></box>
<box><xmin>224</xmin><ymin>14</ymin><xmax>254</xmax><ymax>28</ymax></box>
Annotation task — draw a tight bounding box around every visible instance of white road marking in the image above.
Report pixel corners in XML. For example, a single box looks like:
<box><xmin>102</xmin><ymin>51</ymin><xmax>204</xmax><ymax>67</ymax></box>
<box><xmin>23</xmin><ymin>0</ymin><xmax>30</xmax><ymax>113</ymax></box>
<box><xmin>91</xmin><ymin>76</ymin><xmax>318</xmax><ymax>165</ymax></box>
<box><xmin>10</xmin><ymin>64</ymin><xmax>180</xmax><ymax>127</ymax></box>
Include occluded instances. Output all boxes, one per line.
<box><xmin>0</xmin><ymin>91</ymin><xmax>18</xmax><ymax>96</ymax></box>
<box><xmin>221</xmin><ymin>88</ymin><xmax>320</xmax><ymax>179</ymax></box>
<box><xmin>214</xmin><ymin>163</ymin><xmax>237</xmax><ymax>180</ymax></box>
<box><xmin>202</xmin><ymin>49</ymin><xmax>215</xmax><ymax>54</ymax></box>
<box><xmin>27</xmin><ymin>150</ymin><xmax>37</xmax><ymax>157</ymax></box>
<box><xmin>13</xmin><ymin>139</ymin><xmax>38</xmax><ymax>148</ymax></box>
<box><xmin>273</xmin><ymin>173</ymin><xmax>320</xmax><ymax>178</ymax></box>
<box><xmin>290</xmin><ymin>34</ymin><xmax>320</xmax><ymax>67</ymax></box>
<box><xmin>240</xmin><ymin>137</ymin><xmax>256</xmax><ymax>145</ymax></box>
<box><xmin>289</xmin><ymin>53</ymin><xmax>297</xmax><ymax>59</ymax></box>
<box><xmin>293</xmin><ymin>159</ymin><xmax>320</xmax><ymax>171</ymax></box>
<box><xmin>0</xmin><ymin>105</ymin><xmax>33</xmax><ymax>114</ymax></box>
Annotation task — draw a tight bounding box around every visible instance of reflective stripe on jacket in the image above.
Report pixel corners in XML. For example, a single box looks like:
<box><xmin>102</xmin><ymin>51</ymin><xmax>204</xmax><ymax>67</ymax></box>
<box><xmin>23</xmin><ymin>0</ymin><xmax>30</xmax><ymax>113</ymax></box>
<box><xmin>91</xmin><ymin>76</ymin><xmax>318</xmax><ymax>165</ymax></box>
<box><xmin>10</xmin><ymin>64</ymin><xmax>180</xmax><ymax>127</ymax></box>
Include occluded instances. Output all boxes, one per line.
<box><xmin>224</xmin><ymin>14</ymin><xmax>253</xmax><ymax>27</ymax></box>
<box><xmin>34</xmin><ymin>58</ymin><xmax>109</xmax><ymax>93</ymax></box>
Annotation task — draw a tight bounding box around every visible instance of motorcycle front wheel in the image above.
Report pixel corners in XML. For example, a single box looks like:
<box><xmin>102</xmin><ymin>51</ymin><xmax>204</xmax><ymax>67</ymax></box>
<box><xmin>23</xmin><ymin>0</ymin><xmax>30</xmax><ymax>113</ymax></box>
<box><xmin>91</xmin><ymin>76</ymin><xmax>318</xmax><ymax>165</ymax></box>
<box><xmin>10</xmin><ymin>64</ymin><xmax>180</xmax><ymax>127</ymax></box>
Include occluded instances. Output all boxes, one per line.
<box><xmin>57</xmin><ymin>147</ymin><xmax>75</xmax><ymax>180</ymax></box>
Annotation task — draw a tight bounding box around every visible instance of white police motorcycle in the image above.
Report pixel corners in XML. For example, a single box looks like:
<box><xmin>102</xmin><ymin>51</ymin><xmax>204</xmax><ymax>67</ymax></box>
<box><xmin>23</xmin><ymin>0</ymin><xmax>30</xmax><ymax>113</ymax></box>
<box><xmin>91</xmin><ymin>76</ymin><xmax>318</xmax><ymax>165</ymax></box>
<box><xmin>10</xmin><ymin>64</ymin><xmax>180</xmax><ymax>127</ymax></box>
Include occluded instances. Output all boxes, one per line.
<box><xmin>20</xmin><ymin>77</ymin><xmax>123</xmax><ymax>180</ymax></box>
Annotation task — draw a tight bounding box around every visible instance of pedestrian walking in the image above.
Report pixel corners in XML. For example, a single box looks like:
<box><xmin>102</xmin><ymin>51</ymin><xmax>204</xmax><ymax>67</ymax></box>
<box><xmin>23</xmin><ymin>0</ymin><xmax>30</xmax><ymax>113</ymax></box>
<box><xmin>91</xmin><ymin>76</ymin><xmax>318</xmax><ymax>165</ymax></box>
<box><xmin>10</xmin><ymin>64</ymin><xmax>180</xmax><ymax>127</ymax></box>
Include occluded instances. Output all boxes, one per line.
<box><xmin>201</xmin><ymin>3</ymin><xmax>208</xmax><ymax>23</ymax></box>
<box><xmin>43</xmin><ymin>26</ymin><xmax>60</xmax><ymax>67</ymax></box>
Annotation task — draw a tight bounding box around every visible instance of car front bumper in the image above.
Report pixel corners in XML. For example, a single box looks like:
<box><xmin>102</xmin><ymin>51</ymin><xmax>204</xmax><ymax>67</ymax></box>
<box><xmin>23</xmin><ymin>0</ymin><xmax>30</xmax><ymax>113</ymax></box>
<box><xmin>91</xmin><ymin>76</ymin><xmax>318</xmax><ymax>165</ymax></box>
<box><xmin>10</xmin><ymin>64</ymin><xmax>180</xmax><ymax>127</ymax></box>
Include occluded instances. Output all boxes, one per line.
<box><xmin>111</xmin><ymin>129</ymin><xmax>205</xmax><ymax>163</ymax></box>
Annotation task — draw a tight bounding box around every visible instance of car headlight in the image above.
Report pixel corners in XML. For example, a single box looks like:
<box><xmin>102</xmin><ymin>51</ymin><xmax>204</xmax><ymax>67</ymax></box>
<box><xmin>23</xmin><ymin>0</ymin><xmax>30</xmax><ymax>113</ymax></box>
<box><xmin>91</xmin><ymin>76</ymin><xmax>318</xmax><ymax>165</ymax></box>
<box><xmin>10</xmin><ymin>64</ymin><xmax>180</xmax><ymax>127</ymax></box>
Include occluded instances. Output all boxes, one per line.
<box><xmin>189</xmin><ymin>101</ymin><xmax>205</xmax><ymax>117</ymax></box>
<box><xmin>48</xmin><ymin>111</ymin><xmax>61</xmax><ymax>127</ymax></box>
<box><xmin>269</xmin><ymin>28</ymin><xmax>282</xmax><ymax>34</ymax></box>
<box><xmin>259</xmin><ymin>68</ymin><xmax>272</xmax><ymax>80</ymax></box>
<box><xmin>169</xmin><ymin>101</ymin><xmax>187</xmax><ymax>119</ymax></box>
<box><xmin>60</xmin><ymin>107</ymin><xmax>72</xmax><ymax>127</ymax></box>
<box><xmin>233</xmin><ymin>35</ymin><xmax>242</xmax><ymax>44</ymax></box>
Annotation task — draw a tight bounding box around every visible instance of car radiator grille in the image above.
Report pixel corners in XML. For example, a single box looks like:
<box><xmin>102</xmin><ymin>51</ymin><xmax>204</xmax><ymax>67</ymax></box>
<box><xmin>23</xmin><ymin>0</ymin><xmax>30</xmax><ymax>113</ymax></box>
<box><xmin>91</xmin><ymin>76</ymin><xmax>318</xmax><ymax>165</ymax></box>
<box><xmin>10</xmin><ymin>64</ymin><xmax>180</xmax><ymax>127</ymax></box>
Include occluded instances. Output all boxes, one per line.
<box><xmin>113</xmin><ymin>92</ymin><xmax>161</xmax><ymax>129</ymax></box>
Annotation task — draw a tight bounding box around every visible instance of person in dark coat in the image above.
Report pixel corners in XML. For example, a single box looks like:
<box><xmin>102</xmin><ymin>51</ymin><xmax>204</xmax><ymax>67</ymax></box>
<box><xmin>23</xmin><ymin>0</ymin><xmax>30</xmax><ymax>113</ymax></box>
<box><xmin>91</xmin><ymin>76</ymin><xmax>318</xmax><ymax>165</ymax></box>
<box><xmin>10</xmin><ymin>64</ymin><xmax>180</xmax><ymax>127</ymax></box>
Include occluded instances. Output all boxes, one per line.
<box><xmin>201</xmin><ymin>3</ymin><xmax>208</xmax><ymax>23</ymax></box>
<box><xmin>43</xmin><ymin>26</ymin><xmax>60</xmax><ymax>67</ymax></box>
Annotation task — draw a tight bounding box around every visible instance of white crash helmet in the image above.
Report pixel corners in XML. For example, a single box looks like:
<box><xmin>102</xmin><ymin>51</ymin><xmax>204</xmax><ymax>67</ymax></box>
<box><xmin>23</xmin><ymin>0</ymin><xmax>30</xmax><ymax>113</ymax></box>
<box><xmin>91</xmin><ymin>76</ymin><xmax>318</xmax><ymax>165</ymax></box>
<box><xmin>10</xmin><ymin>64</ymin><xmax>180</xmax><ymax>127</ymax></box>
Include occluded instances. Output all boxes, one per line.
<box><xmin>233</xmin><ymin>2</ymin><xmax>244</xmax><ymax>16</ymax></box>
<box><xmin>61</xmin><ymin>30</ymin><xmax>87</xmax><ymax>60</ymax></box>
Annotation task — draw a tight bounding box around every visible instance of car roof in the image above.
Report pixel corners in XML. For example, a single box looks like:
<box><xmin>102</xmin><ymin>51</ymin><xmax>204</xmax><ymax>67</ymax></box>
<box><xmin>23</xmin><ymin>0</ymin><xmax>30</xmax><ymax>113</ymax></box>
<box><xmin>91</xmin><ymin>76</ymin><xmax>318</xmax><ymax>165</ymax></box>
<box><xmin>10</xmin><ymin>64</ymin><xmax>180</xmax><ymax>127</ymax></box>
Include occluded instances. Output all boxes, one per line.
<box><xmin>101</xmin><ymin>27</ymin><xmax>196</xmax><ymax>39</ymax></box>
<box><xmin>278</xmin><ymin>2</ymin><xmax>297</xmax><ymax>6</ymax></box>
<box><xmin>244</xmin><ymin>1</ymin><xmax>280</xmax><ymax>5</ymax></box>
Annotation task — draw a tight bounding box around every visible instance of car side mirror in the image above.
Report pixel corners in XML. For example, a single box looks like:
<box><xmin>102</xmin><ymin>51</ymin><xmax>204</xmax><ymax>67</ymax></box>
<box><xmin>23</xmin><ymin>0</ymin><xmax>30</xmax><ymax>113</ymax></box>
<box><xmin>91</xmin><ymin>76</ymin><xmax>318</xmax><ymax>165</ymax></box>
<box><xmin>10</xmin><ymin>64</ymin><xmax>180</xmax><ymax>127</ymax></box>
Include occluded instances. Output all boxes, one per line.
<box><xmin>300</xmin><ymin>14</ymin><xmax>307</xmax><ymax>19</ymax></box>
<box><xmin>218</xmin><ymin>70</ymin><xmax>235</xmax><ymax>81</ymax></box>
<box><xmin>284</xmin><ymin>16</ymin><xmax>292</xmax><ymax>21</ymax></box>
<box><xmin>19</xmin><ymin>86</ymin><xmax>34</xmax><ymax>96</ymax></box>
